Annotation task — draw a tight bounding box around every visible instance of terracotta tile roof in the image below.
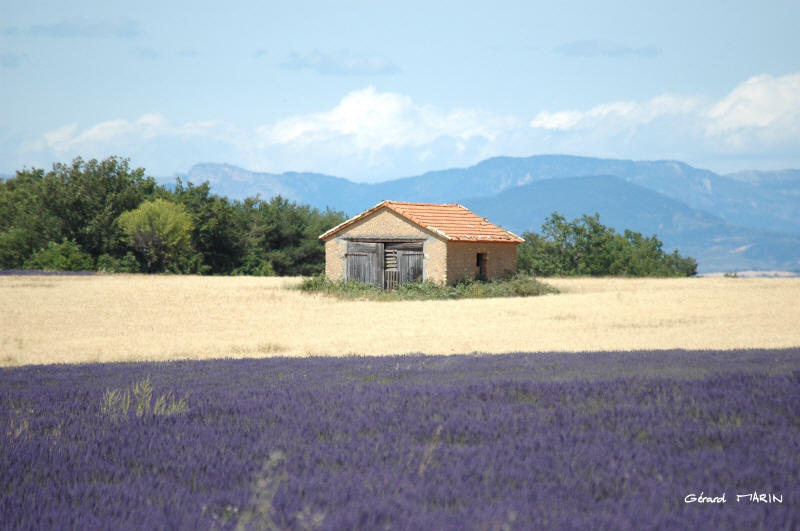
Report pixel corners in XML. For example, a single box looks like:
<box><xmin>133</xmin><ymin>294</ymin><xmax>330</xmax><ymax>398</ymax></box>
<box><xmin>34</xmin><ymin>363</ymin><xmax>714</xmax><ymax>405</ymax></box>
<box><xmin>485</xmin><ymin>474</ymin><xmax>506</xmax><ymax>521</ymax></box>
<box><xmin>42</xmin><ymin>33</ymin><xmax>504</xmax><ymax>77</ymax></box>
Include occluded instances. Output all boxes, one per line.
<box><xmin>319</xmin><ymin>201</ymin><xmax>523</xmax><ymax>243</ymax></box>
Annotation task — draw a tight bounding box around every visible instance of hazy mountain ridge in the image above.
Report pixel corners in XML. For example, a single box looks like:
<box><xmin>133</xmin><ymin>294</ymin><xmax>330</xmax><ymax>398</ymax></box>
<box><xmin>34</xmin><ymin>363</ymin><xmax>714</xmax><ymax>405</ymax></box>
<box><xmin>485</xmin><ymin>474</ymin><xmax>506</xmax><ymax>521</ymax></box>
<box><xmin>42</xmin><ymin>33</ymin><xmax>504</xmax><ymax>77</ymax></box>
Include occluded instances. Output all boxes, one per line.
<box><xmin>462</xmin><ymin>175</ymin><xmax>800</xmax><ymax>273</ymax></box>
<box><xmin>185</xmin><ymin>163</ymin><xmax>366</xmax><ymax>206</ymax></box>
<box><xmin>182</xmin><ymin>155</ymin><xmax>800</xmax><ymax>233</ymax></box>
<box><xmin>176</xmin><ymin>155</ymin><xmax>800</xmax><ymax>273</ymax></box>
<box><xmin>458</xmin><ymin>156</ymin><xmax>799</xmax><ymax>234</ymax></box>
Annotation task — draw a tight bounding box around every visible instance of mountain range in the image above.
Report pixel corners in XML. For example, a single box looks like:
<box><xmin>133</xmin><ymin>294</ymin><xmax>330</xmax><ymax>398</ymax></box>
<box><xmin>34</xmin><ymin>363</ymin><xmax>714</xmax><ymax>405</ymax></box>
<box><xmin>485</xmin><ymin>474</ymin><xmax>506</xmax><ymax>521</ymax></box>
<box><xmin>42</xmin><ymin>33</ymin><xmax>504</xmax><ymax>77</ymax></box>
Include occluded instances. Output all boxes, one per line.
<box><xmin>177</xmin><ymin>155</ymin><xmax>800</xmax><ymax>274</ymax></box>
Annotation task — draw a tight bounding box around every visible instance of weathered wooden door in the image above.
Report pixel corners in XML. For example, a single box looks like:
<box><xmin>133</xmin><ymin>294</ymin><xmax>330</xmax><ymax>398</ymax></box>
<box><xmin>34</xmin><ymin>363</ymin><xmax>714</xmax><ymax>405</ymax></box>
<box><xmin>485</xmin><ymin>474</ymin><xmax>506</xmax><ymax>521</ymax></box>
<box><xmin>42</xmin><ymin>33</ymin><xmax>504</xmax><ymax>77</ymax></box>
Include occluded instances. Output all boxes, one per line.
<box><xmin>397</xmin><ymin>249</ymin><xmax>423</xmax><ymax>284</ymax></box>
<box><xmin>349</xmin><ymin>241</ymin><xmax>422</xmax><ymax>288</ymax></box>
<box><xmin>345</xmin><ymin>242</ymin><xmax>382</xmax><ymax>287</ymax></box>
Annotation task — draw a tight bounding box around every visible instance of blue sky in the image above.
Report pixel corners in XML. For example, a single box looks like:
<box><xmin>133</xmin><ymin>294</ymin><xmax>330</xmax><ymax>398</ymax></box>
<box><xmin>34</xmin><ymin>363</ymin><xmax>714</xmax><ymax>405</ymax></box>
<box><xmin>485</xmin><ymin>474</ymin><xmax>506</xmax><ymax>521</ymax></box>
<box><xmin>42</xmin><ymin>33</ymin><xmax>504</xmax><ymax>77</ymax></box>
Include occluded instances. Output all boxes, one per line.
<box><xmin>2</xmin><ymin>0</ymin><xmax>800</xmax><ymax>182</ymax></box>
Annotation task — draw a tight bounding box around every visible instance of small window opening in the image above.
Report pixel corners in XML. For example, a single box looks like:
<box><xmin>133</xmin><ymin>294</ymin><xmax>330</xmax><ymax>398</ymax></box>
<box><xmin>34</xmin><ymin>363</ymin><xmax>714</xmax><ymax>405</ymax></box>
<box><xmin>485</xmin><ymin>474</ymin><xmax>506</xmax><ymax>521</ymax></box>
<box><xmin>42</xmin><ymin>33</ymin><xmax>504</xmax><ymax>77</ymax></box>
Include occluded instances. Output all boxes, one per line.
<box><xmin>476</xmin><ymin>253</ymin><xmax>487</xmax><ymax>280</ymax></box>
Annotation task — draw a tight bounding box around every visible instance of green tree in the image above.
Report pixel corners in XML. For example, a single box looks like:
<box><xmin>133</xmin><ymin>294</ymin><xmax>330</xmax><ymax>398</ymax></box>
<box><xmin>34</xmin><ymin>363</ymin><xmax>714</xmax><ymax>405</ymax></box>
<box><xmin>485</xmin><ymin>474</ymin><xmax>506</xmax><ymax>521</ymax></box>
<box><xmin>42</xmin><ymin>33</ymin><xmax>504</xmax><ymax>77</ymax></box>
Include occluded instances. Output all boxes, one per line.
<box><xmin>517</xmin><ymin>232</ymin><xmax>562</xmax><ymax>276</ymax></box>
<box><xmin>117</xmin><ymin>199</ymin><xmax>194</xmax><ymax>273</ymax></box>
<box><xmin>0</xmin><ymin>168</ymin><xmax>61</xmax><ymax>268</ymax></box>
<box><xmin>170</xmin><ymin>179</ymin><xmax>241</xmax><ymax>274</ymax></box>
<box><xmin>518</xmin><ymin>212</ymin><xmax>697</xmax><ymax>277</ymax></box>
<box><xmin>39</xmin><ymin>157</ymin><xmax>158</xmax><ymax>258</ymax></box>
<box><xmin>234</xmin><ymin>196</ymin><xmax>346</xmax><ymax>276</ymax></box>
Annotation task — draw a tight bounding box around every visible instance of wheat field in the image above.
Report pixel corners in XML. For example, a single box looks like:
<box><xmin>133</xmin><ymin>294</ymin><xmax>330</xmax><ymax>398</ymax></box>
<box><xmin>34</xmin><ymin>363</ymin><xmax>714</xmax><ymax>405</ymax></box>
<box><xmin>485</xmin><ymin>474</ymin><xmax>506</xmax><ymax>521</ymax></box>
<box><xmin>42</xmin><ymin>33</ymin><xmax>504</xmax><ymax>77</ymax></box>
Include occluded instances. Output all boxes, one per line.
<box><xmin>1</xmin><ymin>274</ymin><xmax>799</xmax><ymax>366</ymax></box>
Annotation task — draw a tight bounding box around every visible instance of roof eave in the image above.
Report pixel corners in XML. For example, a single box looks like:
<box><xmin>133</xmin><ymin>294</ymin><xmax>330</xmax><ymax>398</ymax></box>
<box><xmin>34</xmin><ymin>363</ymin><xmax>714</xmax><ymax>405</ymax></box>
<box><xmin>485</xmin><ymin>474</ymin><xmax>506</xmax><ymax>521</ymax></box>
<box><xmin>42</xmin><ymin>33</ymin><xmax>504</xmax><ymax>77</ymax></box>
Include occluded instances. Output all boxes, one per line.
<box><xmin>425</xmin><ymin>225</ymin><xmax>452</xmax><ymax>240</ymax></box>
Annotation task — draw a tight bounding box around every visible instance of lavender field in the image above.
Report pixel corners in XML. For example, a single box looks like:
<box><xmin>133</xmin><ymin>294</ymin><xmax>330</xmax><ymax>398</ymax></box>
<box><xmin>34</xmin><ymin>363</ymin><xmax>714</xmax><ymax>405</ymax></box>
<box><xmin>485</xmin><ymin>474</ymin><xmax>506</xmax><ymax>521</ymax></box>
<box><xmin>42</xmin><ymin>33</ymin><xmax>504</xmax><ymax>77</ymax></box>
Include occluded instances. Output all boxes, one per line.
<box><xmin>2</xmin><ymin>349</ymin><xmax>799</xmax><ymax>529</ymax></box>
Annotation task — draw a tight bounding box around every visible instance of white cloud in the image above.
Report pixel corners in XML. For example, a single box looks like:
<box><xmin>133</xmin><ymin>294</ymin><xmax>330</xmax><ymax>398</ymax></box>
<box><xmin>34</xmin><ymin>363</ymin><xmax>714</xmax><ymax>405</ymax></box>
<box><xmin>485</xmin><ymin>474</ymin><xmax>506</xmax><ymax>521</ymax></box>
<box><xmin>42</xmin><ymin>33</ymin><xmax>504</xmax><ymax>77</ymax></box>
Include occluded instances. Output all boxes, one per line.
<box><xmin>136</xmin><ymin>113</ymin><xmax>168</xmax><ymax>134</ymax></box>
<box><xmin>705</xmin><ymin>73</ymin><xmax>800</xmax><ymax>150</ymax></box>
<box><xmin>530</xmin><ymin>95</ymin><xmax>701</xmax><ymax>131</ymax></box>
<box><xmin>529</xmin><ymin>110</ymin><xmax>583</xmax><ymax>131</ymax></box>
<box><xmin>260</xmin><ymin>86</ymin><xmax>517</xmax><ymax>153</ymax></box>
<box><xmin>528</xmin><ymin>73</ymin><xmax>800</xmax><ymax>165</ymax></box>
<box><xmin>42</xmin><ymin>113</ymin><xmax>241</xmax><ymax>154</ymax></box>
<box><xmin>31</xmin><ymin>114</ymin><xmax>246</xmax><ymax>176</ymax></box>
<box><xmin>42</xmin><ymin>123</ymin><xmax>77</xmax><ymax>146</ymax></box>
<box><xmin>69</xmin><ymin>119</ymin><xmax>132</xmax><ymax>145</ymax></box>
<box><xmin>241</xmin><ymin>87</ymin><xmax>522</xmax><ymax>178</ymax></box>
<box><xmin>707</xmin><ymin>73</ymin><xmax>800</xmax><ymax>131</ymax></box>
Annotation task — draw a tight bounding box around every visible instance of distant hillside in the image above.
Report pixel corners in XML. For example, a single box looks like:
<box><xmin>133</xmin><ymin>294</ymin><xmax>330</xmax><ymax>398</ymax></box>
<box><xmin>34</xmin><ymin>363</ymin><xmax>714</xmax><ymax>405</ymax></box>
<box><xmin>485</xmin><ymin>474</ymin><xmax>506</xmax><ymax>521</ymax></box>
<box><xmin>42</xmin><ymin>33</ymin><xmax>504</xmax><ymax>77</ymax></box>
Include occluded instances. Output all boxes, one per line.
<box><xmin>175</xmin><ymin>155</ymin><xmax>800</xmax><ymax>273</ymax></box>
<box><xmin>181</xmin><ymin>163</ymin><xmax>367</xmax><ymax>210</ymax></box>
<box><xmin>462</xmin><ymin>175</ymin><xmax>800</xmax><ymax>273</ymax></box>
<box><xmin>463</xmin><ymin>175</ymin><xmax>724</xmax><ymax>238</ymax></box>
<box><xmin>726</xmin><ymin>169</ymin><xmax>800</xmax><ymax>210</ymax></box>
<box><xmin>182</xmin><ymin>155</ymin><xmax>800</xmax><ymax>235</ymax></box>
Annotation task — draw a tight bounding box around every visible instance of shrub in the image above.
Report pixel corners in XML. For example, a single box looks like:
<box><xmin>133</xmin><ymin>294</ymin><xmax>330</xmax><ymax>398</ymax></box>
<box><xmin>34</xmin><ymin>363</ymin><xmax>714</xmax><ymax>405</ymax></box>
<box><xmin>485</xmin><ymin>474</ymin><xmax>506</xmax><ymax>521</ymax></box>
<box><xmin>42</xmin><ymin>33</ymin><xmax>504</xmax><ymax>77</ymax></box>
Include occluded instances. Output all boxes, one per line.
<box><xmin>117</xmin><ymin>252</ymin><xmax>142</xmax><ymax>273</ymax></box>
<box><xmin>95</xmin><ymin>252</ymin><xmax>143</xmax><ymax>273</ymax></box>
<box><xmin>95</xmin><ymin>254</ymin><xmax>119</xmax><ymax>272</ymax></box>
<box><xmin>22</xmin><ymin>240</ymin><xmax>93</xmax><ymax>271</ymax></box>
<box><xmin>299</xmin><ymin>274</ymin><xmax>557</xmax><ymax>300</ymax></box>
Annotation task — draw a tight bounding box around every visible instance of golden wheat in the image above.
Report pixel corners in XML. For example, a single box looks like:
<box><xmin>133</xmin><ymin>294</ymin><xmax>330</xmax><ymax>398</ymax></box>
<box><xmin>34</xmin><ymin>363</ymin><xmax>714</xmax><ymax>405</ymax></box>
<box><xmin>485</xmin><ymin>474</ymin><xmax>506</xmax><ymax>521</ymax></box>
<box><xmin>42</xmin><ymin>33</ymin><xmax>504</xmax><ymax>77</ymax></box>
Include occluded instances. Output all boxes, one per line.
<box><xmin>1</xmin><ymin>274</ymin><xmax>798</xmax><ymax>366</ymax></box>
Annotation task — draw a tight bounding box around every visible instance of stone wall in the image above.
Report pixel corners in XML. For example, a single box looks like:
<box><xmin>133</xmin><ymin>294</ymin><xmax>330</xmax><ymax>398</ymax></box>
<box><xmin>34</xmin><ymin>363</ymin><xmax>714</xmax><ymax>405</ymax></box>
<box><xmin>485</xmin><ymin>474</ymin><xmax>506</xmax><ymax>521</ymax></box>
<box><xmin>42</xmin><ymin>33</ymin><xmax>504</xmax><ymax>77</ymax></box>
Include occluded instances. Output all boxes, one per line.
<box><xmin>323</xmin><ymin>208</ymin><xmax>447</xmax><ymax>284</ymax></box>
<box><xmin>324</xmin><ymin>238</ymin><xmax>345</xmax><ymax>282</ymax></box>
<box><xmin>445</xmin><ymin>241</ymin><xmax>518</xmax><ymax>284</ymax></box>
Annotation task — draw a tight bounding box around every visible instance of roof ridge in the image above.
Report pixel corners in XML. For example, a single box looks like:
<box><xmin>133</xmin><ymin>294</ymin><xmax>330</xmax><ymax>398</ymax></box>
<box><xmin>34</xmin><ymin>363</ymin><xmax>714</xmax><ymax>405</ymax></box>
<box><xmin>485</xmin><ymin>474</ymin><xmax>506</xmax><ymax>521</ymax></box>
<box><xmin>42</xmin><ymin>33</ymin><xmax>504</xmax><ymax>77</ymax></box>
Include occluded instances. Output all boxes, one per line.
<box><xmin>385</xmin><ymin>200</ymin><xmax>459</xmax><ymax>207</ymax></box>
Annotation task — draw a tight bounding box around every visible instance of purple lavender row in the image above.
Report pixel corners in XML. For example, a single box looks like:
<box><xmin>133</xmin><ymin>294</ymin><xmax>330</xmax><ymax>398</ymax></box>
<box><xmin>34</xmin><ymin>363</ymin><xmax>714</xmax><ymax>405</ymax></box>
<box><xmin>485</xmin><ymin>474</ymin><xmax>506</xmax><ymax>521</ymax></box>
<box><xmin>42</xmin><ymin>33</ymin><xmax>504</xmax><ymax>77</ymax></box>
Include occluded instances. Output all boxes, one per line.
<box><xmin>1</xmin><ymin>349</ymin><xmax>799</xmax><ymax>529</ymax></box>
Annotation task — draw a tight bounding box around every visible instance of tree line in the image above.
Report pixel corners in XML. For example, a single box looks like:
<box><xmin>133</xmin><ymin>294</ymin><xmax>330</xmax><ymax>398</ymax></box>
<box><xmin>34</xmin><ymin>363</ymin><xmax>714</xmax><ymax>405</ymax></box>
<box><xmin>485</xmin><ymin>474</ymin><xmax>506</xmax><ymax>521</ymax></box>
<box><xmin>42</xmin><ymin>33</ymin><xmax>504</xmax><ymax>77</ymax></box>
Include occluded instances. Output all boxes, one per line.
<box><xmin>0</xmin><ymin>157</ymin><xmax>346</xmax><ymax>275</ymax></box>
<box><xmin>0</xmin><ymin>156</ymin><xmax>696</xmax><ymax>277</ymax></box>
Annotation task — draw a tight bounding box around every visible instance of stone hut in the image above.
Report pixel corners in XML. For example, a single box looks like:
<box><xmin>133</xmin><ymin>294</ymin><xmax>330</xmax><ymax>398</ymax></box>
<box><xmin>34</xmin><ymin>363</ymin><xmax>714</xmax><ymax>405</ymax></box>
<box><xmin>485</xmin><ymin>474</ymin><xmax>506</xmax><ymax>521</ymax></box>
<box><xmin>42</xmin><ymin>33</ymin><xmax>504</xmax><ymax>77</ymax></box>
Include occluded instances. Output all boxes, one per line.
<box><xmin>319</xmin><ymin>201</ymin><xmax>523</xmax><ymax>288</ymax></box>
